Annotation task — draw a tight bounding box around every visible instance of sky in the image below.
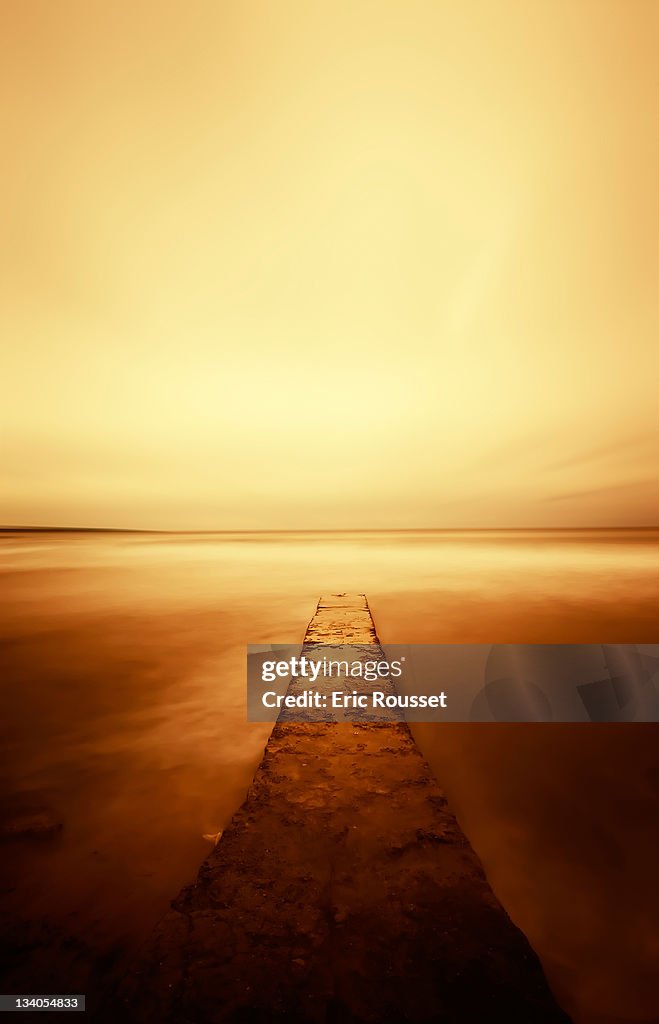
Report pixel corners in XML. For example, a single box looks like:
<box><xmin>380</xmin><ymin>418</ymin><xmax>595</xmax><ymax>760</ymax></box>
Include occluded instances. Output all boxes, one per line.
<box><xmin>2</xmin><ymin>0</ymin><xmax>658</xmax><ymax>529</ymax></box>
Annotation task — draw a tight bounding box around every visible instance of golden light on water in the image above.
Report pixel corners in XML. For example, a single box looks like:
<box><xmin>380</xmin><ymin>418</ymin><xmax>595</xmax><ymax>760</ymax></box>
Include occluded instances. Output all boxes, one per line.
<box><xmin>2</xmin><ymin>1</ymin><xmax>657</xmax><ymax>528</ymax></box>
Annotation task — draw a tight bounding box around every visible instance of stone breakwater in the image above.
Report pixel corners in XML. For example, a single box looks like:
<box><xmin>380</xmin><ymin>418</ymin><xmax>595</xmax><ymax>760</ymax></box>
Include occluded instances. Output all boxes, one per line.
<box><xmin>116</xmin><ymin>595</ymin><xmax>571</xmax><ymax>1024</ymax></box>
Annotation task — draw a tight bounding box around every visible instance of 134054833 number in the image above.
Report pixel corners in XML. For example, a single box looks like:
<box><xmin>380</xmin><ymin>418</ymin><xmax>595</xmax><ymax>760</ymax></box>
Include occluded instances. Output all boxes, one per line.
<box><xmin>4</xmin><ymin>995</ymin><xmax>85</xmax><ymax>1011</ymax></box>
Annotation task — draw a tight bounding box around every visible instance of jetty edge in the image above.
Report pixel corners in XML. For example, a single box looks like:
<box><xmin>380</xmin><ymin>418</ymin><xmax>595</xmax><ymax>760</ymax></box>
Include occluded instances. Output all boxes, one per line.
<box><xmin>116</xmin><ymin>594</ymin><xmax>571</xmax><ymax>1023</ymax></box>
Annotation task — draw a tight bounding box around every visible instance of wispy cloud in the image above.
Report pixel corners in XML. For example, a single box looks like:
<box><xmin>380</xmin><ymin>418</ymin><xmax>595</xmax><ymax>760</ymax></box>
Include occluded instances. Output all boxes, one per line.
<box><xmin>545</xmin><ymin>478</ymin><xmax>659</xmax><ymax>504</ymax></box>
<box><xmin>543</xmin><ymin>433</ymin><xmax>659</xmax><ymax>474</ymax></box>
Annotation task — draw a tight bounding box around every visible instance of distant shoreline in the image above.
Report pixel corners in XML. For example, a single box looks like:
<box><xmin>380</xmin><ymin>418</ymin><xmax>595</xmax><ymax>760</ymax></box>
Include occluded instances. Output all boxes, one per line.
<box><xmin>2</xmin><ymin>526</ymin><xmax>658</xmax><ymax>535</ymax></box>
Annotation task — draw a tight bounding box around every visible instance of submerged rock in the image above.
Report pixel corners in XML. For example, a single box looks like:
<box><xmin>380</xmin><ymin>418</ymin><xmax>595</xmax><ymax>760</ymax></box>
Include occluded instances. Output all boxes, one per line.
<box><xmin>0</xmin><ymin>812</ymin><xmax>63</xmax><ymax>842</ymax></box>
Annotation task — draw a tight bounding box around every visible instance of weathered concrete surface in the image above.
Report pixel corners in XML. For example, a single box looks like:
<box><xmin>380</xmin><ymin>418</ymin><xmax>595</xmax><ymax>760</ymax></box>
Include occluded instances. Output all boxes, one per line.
<box><xmin>117</xmin><ymin>595</ymin><xmax>570</xmax><ymax>1023</ymax></box>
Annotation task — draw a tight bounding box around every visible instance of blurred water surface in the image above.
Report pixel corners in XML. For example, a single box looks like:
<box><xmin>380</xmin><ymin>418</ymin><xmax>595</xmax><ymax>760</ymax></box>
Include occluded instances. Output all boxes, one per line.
<box><xmin>1</xmin><ymin>528</ymin><xmax>658</xmax><ymax>1021</ymax></box>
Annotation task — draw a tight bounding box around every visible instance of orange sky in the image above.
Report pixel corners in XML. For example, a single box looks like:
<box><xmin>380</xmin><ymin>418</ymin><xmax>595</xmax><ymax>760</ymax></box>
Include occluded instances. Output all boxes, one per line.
<box><xmin>2</xmin><ymin>1</ymin><xmax>658</xmax><ymax>529</ymax></box>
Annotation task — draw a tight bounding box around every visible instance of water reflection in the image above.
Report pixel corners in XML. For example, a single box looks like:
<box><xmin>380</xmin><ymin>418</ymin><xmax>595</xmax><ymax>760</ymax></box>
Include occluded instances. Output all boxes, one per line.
<box><xmin>1</xmin><ymin>529</ymin><xmax>658</xmax><ymax>1020</ymax></box>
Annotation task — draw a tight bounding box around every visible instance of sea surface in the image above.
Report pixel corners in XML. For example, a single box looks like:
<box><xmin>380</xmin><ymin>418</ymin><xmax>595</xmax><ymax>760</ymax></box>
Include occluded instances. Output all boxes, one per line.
<box><xmin>1</xmin><ymin>529</ymin><xmax>658</xmax><ymax>1023</ymax></box>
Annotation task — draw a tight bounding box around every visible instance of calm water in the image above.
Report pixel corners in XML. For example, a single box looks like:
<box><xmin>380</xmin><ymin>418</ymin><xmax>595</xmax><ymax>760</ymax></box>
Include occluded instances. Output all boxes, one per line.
<box><xmin>1</xmin><ymin>529</ymin><xmax>659</xmax><ymax>1023</ymax></box>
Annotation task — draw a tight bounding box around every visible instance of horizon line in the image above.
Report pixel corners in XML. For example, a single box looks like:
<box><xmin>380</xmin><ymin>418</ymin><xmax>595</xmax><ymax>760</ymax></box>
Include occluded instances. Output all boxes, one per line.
<box><xmin>2</xmin><ymin>525</ymin><xmax>658</xmax><ymax>535</ymax></box>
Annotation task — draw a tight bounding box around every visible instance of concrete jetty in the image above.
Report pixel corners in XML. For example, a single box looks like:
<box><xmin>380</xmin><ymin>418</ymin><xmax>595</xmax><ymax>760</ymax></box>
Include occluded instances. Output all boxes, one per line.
<box><xmin>118</xmin><ymin>595</ymin><xmax>570</xmax><ymax>1023</ymax></box>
